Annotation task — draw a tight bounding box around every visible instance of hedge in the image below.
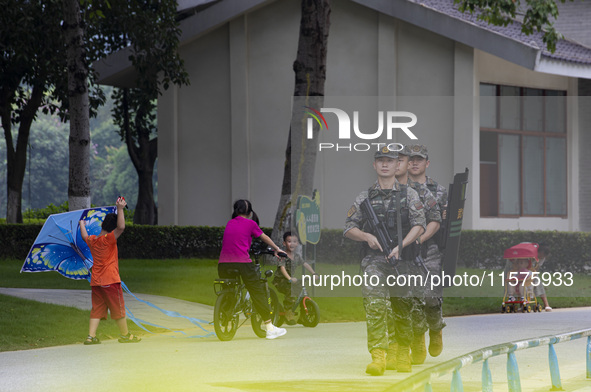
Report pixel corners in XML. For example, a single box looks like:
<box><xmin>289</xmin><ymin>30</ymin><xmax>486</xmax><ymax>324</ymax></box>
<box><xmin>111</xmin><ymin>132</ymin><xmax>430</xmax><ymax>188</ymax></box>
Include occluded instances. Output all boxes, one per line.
<box><xmin>2</xmin><ymin>224</ymin><xmax>590</xmax><ymax>272</ymax></box>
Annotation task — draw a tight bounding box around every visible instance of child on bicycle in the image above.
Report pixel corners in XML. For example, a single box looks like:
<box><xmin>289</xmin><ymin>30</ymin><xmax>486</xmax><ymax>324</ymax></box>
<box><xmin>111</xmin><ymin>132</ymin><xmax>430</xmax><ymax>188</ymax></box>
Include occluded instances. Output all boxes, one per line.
<box><xmin>218</xmin><ymin>199</ymin><xmax>287</xmax><ymax>339</ymax></box>
<box><xmin>273</xmin><ymin>232</ymin><xmax>317</xmax><ymax>324</ymax></box>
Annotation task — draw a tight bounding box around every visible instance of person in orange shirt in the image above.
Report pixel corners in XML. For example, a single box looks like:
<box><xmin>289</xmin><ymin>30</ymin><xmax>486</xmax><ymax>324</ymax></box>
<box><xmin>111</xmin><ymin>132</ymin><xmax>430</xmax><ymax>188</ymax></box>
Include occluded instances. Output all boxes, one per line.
<box><xmin>80</xmin><ymin>197</ymin><xmax>140</xmax><ymax>344</ymax></box>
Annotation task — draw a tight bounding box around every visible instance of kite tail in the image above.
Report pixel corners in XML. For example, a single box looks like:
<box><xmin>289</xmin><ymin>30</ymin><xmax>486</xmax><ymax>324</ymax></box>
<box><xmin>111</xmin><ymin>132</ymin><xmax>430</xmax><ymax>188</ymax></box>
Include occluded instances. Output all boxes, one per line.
<box><xmin>120</xmin><ymin>281</ymin><xmax>214</xmax><ymax>338</ymax></box>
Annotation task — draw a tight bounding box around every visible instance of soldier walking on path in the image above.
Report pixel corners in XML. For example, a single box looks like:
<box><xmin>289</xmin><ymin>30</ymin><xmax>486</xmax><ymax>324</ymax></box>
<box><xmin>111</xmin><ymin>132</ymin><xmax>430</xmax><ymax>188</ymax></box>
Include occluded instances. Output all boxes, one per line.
<box><xmin>395</xmin><ymin>145</ymin><xmax>442</xmax><ymax>365</ymax></box>
<box><xmin>344</xmin><ymin>147</ymin><xmax>425</xmax><ymax>375</ymax></box>
<box><xmin>408</xmin><ymin>144</ymin><xmax>448</xmax><ymax>359</ymax></box>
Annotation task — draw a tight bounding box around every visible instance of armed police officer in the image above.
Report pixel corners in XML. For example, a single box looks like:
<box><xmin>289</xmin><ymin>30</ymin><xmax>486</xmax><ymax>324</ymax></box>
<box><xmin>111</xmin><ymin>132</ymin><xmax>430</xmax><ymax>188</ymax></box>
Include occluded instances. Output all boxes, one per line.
<box><xmin>395</xmin><ymin>145</ymin><xmax>442</xmax><ymax>365</ymax></box>
<box><xmin>344</xmin><ymin>146</ymin><xmax>425</xmax><ymax>375</ymax></box>
<box><xmin>407</xmin><ymin>144</ymin><xmax>448</xmax><ymax>359</ymax></box>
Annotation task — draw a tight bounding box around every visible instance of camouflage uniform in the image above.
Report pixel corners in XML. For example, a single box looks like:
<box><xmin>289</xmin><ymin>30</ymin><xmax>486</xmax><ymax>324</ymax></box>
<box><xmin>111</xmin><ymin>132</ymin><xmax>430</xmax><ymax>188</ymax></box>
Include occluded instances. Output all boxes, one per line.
<box><xmin>344</xmin><ymin>180</ymin><xmax>426</xmax><ymax>351</ymax></box>
<box><xmin>408</xmin><ymin>179</ymin><xmax>443</xmax><ymax>335</ymax></box>
<box><xmin>406</xmin><ymin>173</ymin><xmax>448</xmax><ymax>335</ymax></box>
<box><xmin>273</xmin><ymin>253</ymin><xmax>304</xmax><ymax>310</ymax></box>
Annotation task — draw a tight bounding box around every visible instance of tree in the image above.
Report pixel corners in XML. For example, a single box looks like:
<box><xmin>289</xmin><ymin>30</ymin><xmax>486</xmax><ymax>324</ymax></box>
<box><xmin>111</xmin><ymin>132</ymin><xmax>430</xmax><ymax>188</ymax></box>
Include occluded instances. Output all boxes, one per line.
<box><xmin>62</xmin><ymin>0</ymin><xmax>185</xmax><ymax>219</ymax></box>
<box><xmin>455</xmin><ymin>0</ymin><xmax>572</xmax><ymax>53</ymax></box>
<box><xmin>0</xmin><ymin>0</ymin><xmax>66</xmax><ymax>223</ymax></box>
<box><xmin>100</xmin><ymin>0</ymin><xmax>189</xmax><ymax>225</ymax></box>
<box><xmin>272</xmin><ymin>0</ymin><xmax>331</xmax><ymax>243</ymax></box>
<box><xmin>112</xmin><ymin>88</ymin><xmax>159</xmax><ymax>224</ymax></box>
<box><xmin>1</xmin><ymin>1</ymin><xmax>184</xmax><ymax>222</ymax></box>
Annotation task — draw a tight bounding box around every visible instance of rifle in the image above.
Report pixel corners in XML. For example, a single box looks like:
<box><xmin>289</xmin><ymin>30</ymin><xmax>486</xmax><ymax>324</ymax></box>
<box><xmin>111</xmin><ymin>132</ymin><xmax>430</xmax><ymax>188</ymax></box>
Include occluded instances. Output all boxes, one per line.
<box><xmin>360</xmin><ymin>198</ymin><xmax>399</xmax><ymax>273</ymax></box>
<box><xmin>414</xmin><ymin>249</ymin><xmax>430</xmax><ymax>278</ymax></box>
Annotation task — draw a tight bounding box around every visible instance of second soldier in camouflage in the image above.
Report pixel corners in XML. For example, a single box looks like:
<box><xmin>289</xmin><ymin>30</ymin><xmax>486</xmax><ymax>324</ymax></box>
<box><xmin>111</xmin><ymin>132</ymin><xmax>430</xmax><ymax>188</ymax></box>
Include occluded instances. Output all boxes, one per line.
<box><xmin>408</xmin><ymin>144</ymin><xmax>448</xmax><ymax>359</ymax></box>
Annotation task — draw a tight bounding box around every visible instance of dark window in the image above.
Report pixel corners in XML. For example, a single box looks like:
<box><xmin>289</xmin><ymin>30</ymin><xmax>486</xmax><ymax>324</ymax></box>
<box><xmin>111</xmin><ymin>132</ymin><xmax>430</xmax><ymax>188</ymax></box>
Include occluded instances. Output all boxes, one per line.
<box><xmin>479</xmin><ymin>83</ymin><xmax>567</xmax><ymax>217</ymax></box>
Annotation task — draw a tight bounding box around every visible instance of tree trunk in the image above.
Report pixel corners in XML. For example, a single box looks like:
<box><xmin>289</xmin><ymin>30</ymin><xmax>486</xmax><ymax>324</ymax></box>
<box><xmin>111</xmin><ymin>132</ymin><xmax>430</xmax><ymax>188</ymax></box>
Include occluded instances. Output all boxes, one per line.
<box><xmin>2</xmin><ymin>85</ymin><xmax>44</xmax><ymax>223</ymax></box>
<box><xmin>134</xmin><ymin>163</ymin><xmax>157</xmax><ymax>225</ymax></box>
<box><xmin>272</xmin><ymin>0</ymin><xmax>331</xmax><ymax>243</ymax></box>
<box><xmin>63</xmin><ymin>0</ymin><xmax>91</xmax><ymax>212</ymax></box>
<box><xmin>130</xmin><ymin>130</ymin><xmax>158</xmax><ymax>225</ymax></box>
<box><xmin>121</xmin><ymin>89</ymin><xmax>158</xmax><ymax>225</ymax></box>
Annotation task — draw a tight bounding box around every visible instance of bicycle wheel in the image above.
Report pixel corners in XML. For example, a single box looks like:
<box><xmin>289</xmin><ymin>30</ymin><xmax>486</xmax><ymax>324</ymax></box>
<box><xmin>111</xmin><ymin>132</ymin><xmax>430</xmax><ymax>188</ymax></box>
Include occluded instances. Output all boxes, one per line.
<box><xmin>214</xmin><ymin>292</ymin><xmax>239</xmax><ymax>341</ymax></box>
<box><xmin>299</xmin><ymin>298</ymin><xmax>320</xmax><ymax>327</ymax></box>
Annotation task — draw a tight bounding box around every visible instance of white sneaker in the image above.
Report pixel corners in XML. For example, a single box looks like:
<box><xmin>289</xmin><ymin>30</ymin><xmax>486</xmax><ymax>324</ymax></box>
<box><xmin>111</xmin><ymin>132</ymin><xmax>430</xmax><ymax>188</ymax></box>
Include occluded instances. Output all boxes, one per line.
<box><xmin>545</xmin><ymin>306</ymin><xmax>553</xmax><ymax>312</ymax></box>
<box><xmin>266</xmin><ymin>326</ymin><xmax>287</xmax><ymax>340</ymax></box>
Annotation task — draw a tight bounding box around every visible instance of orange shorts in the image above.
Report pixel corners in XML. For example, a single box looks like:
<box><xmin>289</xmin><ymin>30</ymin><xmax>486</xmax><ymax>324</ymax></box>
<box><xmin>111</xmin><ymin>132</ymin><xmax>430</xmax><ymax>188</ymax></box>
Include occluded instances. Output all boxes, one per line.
<box><xmin>90</xmin><ymin>283</ymin><xmax>126</xmax><ymax>320</ymax></box>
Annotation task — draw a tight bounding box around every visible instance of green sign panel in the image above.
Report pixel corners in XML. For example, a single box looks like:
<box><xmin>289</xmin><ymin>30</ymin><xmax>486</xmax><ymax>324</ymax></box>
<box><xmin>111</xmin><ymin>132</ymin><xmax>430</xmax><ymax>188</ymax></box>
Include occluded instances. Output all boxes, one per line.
<box><xmin>296</xmin><ymin>192</ymin><xmax>321</xmax><ymax>245</ymax></box>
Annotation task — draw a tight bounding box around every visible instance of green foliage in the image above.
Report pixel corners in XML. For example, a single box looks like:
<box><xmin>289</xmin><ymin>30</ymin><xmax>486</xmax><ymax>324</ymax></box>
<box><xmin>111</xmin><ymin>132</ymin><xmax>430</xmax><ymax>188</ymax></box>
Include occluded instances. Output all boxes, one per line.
<box><xmin>19</xmin><ymin>114</ymin><xmax>69</xmax><ymax>209</ymax></box>
<box><xmin>95</xmin><ymin>145</ymin><xmax>141</xmax><ymax>206</ymax></box>
<box><xmin>455</xmin><ymin>0</ymin><xmax>570</xmax><ymax>53</ymax></box>
<box><xmin>23</xmin><ymin>202</ymin><xmax>70</xmax><ymax>219</ymax></box>
<box><xmin>96</xmin><ymin>1</ymin><xmax>189</xmax><ymax>95</ymax></box>
<box><xmin>2</xmin><ymin>0</ymin><xmax>180</xmax><ymax>222</ymax></box>
<box><xmin>0</xmin><ymin>87</ymin><xmax>144</xmax><ymax>217</ymax></box>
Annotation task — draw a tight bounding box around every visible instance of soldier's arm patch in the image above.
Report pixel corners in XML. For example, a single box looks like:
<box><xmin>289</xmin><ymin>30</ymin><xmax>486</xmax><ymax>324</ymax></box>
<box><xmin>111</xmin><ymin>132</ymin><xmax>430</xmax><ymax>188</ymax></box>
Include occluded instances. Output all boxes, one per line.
<box><xmin>414</xmin><ymin>201</ymin><xmax>424</xmax><ymax>210</ymax></box>
<box><xmin>347</xmin><ymin>205</ymin><xmax>357</xmax><ymax>217</ymax></box>
<box><xmin>428</xmin><ymin>199</ymin><xmax>437</xmax><ymax>209</ymax></box>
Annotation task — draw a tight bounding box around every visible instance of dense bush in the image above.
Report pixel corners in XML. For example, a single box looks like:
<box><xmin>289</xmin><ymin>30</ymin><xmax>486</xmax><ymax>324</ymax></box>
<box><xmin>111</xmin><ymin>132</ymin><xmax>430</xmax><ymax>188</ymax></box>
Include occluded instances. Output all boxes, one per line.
<box><xmin>2</xmin><ymin>225</ymin><xmax>590</xmax><ymax>273</ymax></box>
<box><xmin>117</xmin><ymin>226</ymin><xmax>226</xmax><ymax>259</ymax></box>
<box><xmin>458</xmin><ymin>230</ymin><xmax>591</xmax><ymax>273</ymax></box>
<box><xmin>0</xmin><ymin>225</ymin><xmax>44</xmax><ymax>260</ymax></box>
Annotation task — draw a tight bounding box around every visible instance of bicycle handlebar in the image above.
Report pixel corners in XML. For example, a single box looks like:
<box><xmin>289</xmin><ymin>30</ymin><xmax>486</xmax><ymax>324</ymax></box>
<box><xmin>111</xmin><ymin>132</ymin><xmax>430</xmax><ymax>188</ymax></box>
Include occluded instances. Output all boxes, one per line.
<box><xmin>252</xmin><ymin>247</ymin><xmax>288</xmax><ymax>258</ymax></box>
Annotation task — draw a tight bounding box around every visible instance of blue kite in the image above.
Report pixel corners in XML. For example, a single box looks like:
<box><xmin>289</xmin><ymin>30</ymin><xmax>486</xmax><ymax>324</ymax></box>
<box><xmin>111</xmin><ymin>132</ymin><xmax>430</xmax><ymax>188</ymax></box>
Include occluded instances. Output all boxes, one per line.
<box><xmin>21</xmin><ymin>207</ymin><xmax>116</xmax><ymax>280</ymax></box>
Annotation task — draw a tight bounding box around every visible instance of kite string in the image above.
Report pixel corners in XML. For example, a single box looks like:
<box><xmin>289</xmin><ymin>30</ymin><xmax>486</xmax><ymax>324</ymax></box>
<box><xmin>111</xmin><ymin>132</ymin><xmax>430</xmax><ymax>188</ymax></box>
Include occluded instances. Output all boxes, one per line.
<box><xmin>125</xmin><ymin>306</ymin><xmax>214</xmax><ymax>338</ymax></box>
<box><xmin>120</xmin><ymin>281</ymin><xmax>213</xmax><ymax>336</ymax></box>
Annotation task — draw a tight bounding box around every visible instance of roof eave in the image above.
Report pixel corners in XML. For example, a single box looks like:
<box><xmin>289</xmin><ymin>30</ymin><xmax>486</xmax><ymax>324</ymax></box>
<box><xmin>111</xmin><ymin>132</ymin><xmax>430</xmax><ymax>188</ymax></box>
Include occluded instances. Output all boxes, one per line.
<box><xmin>94</xmin><ymin>0</ymin><xmax>275</xmax><ymax>86</ymax></box>
<box><xmin>535</xmin><ymin>56</ymin><xmax>591</xmax><ymax>79</ymax></box>
<box><xmin>95</xmin><ymin>0</ymin><xmax>590</xmax><ymax>86</ymax></box>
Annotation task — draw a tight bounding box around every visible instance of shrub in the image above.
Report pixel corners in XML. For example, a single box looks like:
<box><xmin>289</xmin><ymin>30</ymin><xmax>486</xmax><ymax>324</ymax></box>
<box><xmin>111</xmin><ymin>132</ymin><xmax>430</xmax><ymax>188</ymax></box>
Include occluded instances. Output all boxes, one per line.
<box><xmin>1</xmin><ymin>225</ymin><xmax>590</xmax><ymax>273</ymax></box>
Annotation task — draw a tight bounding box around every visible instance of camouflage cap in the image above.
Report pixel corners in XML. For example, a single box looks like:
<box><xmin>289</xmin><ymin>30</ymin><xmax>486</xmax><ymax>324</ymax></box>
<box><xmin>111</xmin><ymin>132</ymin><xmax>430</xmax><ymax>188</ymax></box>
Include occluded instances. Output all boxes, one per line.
<box><xmin>374</xmin><ymin>145</ymin><xmax>398</xmax><ymax>159</ymax></box>
<box><xmin>408</xmin><ymin>144</ymin><xmax>428</xmax><ymax>159</ymax></box>
<box><xmin>397</xmin><ymin>145</ymin><xmax>412</xmax><ymax>156</ymax></box>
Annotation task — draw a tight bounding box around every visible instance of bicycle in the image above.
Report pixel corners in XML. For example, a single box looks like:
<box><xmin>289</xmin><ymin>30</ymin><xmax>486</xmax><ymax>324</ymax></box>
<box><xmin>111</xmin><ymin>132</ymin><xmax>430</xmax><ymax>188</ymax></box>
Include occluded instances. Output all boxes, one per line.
<box><xmin>275</xmin><ymin>278</ymin><xmax>320</xmax><ymax>328</ymax></box>
<box><xmin>212</xmin><ymin>248</ymin><xmax>282</xmax><ymax>341</ymax></box>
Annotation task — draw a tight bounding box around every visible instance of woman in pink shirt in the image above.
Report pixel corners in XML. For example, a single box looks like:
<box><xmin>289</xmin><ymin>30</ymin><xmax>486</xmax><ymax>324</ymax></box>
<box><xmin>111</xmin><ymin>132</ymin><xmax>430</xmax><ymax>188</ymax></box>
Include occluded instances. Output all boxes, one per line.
<box><xmin>218</xmin><ymin>199</ymin><xmax>287</xmax><ymax>339</ymax></box>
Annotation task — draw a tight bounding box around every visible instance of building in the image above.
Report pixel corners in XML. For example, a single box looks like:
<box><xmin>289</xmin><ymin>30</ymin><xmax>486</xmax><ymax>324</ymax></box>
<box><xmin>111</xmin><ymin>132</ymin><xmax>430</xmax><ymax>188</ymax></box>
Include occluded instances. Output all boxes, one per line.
<box><xmin>95</xmin><ymin>0</ymin><xmax>591</xmax><ymax>231</ymax></box>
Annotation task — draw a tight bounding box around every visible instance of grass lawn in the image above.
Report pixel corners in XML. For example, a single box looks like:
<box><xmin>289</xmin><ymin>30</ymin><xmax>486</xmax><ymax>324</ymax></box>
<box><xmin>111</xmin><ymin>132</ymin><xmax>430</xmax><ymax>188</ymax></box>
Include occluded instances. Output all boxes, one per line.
<box><xmin>0</xmin><ymin>294</ymin><xmax>144</xmax><ymax>352</ymax></box>
<box><xmin>1</xmin><ymin>258</ymin><xmax>590</xmax><ymax>351</ymax></box>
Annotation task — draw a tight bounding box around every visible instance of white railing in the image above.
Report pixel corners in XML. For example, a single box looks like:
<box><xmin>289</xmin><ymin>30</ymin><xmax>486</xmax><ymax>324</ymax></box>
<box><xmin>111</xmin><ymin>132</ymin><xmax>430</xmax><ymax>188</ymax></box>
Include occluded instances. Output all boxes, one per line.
<box><xmin>386</xmin><ymin>329</ymin><xmax>591</xmax><ymax>392</ymax></box>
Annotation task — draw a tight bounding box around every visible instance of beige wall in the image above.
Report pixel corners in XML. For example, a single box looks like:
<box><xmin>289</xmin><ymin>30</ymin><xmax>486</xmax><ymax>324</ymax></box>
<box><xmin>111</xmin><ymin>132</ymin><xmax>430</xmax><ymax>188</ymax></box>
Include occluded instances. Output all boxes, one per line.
<box><xmin>157</xmin><ymin>0</ymin><xmax>580</xmax><ymax>233</ymax></box>
<box><xmin>159</xmin><ymin>0</ymin><xmax>300</xmax><ymax>227</ymax></box>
